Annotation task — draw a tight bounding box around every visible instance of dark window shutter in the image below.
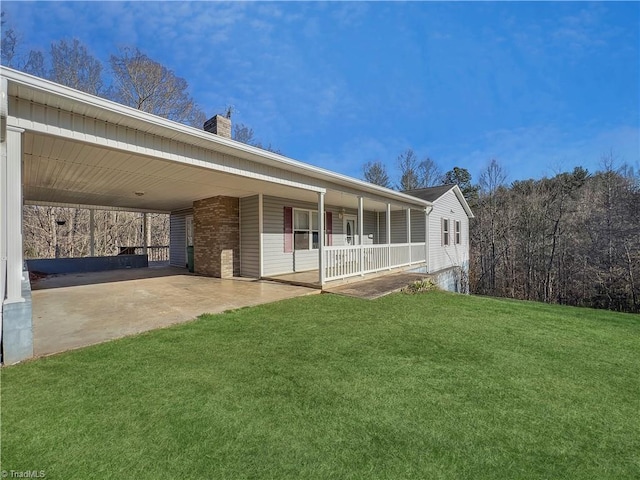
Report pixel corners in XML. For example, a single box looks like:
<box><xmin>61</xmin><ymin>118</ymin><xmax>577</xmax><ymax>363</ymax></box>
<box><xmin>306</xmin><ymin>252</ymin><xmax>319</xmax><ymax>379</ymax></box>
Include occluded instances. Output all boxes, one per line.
<box><xmin>326</xmin><ymin>211</ymin><xmax>333</xmax><ymax>246</ymax></box>
<box><xmin>284</xmin><ymin>206</ymin><xmax>293</xmax><ymax>253</ymax></box>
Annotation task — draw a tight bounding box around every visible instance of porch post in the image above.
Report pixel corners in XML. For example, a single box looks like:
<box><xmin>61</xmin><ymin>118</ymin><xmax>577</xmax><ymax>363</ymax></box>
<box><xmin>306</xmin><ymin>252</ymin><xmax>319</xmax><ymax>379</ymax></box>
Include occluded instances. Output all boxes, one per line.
<box><xmin>358</xmin><ymin>196</ymin><xmax>364</xmax><ymax>276</ymax></box>
<box><xmin>258</xmin><ymin>193</ymin><xmax>264</xmax><ymax>278</ymax></box>
<box><xmin>407</xmin><ymin>208</ymin><xmax>412</xmax><ymax>265</ymax></box>
<box><xmin>142</xmin><ymin>213</ymin><xmax>149</xmax><ymax>255</ymax></box>
<box><xmin>425</xmin><ymin>207</ymin><xmax>431</xmax><ymax>272</ymax></box>
<box><xmin>89</xmin><ymin>209</ymin><xmax>95</xmax><ymax>257</ymax></box>
<box><xmin>318</xmin><ymin>191</ymin><xmax>325</xmax><ymax>286</ymax></box>
<box><xmin>4</xmin><ymin>126</ymin><xmax>25</xmax><ymax>304</ymax></box>
<box><xmin>386</xmin><ymin>203</ymin><xmax>391</xmax><ymax>270</ymax></box>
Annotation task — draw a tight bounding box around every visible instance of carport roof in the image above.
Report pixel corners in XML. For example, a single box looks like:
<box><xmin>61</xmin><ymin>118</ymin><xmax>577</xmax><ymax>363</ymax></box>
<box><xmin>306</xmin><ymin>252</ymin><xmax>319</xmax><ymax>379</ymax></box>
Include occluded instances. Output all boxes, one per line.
<box><xmin>2</xmin><ymin>67</ymin><xmax>431</xmax><ymax>213</ymax></box>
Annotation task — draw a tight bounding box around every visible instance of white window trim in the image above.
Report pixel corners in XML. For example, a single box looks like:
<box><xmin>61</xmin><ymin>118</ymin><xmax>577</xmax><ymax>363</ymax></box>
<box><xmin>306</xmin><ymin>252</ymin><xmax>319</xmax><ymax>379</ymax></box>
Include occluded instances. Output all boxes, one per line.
<box><xmin>442</xmin><ymin>217</ymin><xmax>450</xmax><ymax>246</ymax></box>
<box><xmin>293</xmin><ymin>208</ymin><xmax>319</xmax><ymax>250</ymax></box>
<box><xmin>455</xmin><ymin>220</ymin><xmax>461</xmax><ymax>245</ymax></box>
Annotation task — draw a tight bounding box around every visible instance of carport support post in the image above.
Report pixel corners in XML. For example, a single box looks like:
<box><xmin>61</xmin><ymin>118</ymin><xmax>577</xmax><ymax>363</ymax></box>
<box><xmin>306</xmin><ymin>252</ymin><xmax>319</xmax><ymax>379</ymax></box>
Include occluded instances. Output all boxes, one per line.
<box><xmin>407</xmin><ymin>208</ymin><xmax>412</xmax><ymax>264</ymax></box>
<box><xmin>318</xmin><ymin>191</ymin><xmax>325</xmax><ymax>286</ymax></box>
<box><xmin>386</xmin><ymin>203</ymin><xmax>391</xmax><ymax>270</ymax></box>
<box><xmin>4</xmin><ymin>126</ymin><xmax>25</xmax><ymax>304</ymax></box>
<box><xmin>142</xmin><ymin>213</ymin><xmax>149</xmax><ymax>255</ymax></box>
<box><xmin>358</xmin><ymin>196</ymin><xmax>364</xmax><ymax>276</ymax></box>
<box><xmin>1</xmin><ymin>124</ymin><xmax>33</xmax><ymax>364</ymax></box>
<box><xmin>89</xmin><ymin>209</ymin><xmax>95</xmax><ymax>257</ymax></box>
<box><xmin>258</xmin><ymin>193</ymin><xmax>264</xmax><ymax>278</ymax></box>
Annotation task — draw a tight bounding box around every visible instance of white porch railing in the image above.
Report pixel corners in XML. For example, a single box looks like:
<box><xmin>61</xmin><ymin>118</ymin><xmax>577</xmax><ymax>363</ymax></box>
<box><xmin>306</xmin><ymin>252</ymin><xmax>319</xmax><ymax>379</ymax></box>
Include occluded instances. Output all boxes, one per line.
<box><xmin>324</xmin><ymin>242</ymin><xmax>427</xmax><ymax>282</ymax></box>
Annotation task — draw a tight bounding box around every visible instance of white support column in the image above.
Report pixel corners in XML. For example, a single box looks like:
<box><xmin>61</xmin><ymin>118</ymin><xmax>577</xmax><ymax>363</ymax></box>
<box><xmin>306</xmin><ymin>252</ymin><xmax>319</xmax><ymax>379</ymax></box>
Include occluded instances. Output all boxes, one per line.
<box><xmin>318</xmin><ymin>191</ymin><xmax>325</xmax><ymax>286</ymax></box>
<box><xmin>386</xmin><ymin>203</ymin><xmax>391</xmax><ymax>270</ymax></box>
<box><xmin>358</xmin><ymin>196</ymin><xmax>364</xmax><ymax>276</ymax></box>
<box><xmin>142</xmin><ymin>212</ymin><xmax>149</xmax><ymax>255</ymax></box>
<box><xmin>407</xmin><ymin>208</ymin><xmax>412</xmax><ymax>264</ymax></box>
<box><xmin>425</xmin><ymin>206</ymin><xmax>432</xmax><ymax>272</ymax></box>
<box><xmin>258</xmin><ymin>193</ymin><xmax>264</xmax><ymax>278</ymax></box>
<box><xmin>89</xmin><ymin>209</ymin><xmax>95</xmax><ymax>257</ymax></box>
<box><xmin>4</xmin><ymin>126</ymin><xmax>25</xmax><ymax>304</ymax></box>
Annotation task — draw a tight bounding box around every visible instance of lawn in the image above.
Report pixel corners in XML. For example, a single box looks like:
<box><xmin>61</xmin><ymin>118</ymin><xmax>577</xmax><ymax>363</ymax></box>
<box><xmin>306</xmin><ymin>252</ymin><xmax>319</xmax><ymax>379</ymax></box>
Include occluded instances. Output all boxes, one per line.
<box><xmin>2</xmin><ymin>291</ymin><xmax>639</xmax><ymax>479</ymax></box>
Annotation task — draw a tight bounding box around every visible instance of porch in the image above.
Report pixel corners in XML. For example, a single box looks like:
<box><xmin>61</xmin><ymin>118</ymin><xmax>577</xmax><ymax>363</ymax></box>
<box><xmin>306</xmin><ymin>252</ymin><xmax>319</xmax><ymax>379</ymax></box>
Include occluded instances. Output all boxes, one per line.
<box><xmin>1</xmin><ymin>67</ymin><xmax>434</xmax><ymax>364</ymax></box>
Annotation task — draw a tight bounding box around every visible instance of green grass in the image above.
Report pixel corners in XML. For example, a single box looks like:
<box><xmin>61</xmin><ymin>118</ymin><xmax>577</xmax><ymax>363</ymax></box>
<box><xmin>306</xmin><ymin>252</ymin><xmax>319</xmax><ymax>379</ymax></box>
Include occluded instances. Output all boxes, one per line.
<box><xmin>2</xmin><ymin>291</ymin><xmax>639</xmax><ymax>479</ymax></box>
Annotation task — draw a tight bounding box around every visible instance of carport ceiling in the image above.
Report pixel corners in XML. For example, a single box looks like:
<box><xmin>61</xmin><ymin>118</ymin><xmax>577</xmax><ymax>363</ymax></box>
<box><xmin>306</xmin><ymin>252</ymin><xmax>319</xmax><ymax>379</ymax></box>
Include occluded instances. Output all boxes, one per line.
<box><xmin>23</xmin><ymin>132</ymin><xmax>321</xmax><ymax>212</ymax></box>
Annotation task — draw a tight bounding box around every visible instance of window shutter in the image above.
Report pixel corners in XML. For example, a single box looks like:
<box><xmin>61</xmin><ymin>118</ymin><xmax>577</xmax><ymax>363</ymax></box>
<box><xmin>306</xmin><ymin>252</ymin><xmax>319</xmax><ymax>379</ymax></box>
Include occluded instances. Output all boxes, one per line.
<box><xmin>284</xmin><ymin>206</ymin><xmax>293</xmax><ymax>253</ymax></box>
<box><xmin>441</xmin><ymin>217</ymin><xmax>445</xmax><ymax>246</ymax></box>
<box><xmin>326</xmin><ymin>211</ymin><xmax>333</xmax><ymax>246</ymax></box>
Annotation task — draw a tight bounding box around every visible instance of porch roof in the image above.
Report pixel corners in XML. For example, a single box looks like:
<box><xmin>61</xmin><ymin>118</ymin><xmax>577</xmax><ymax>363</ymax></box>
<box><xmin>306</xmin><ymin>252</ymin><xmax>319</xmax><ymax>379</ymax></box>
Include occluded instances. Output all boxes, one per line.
<box><xmin>2</xmin><ymin>67</ymin><xmax>430</xmax><ymax>213</ymax></box>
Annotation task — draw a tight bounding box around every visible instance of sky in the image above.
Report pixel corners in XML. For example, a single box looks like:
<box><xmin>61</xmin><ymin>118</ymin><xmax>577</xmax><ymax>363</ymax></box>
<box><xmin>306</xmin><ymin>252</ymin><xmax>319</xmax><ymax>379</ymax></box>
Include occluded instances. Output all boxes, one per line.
<box><xmin>2</xmin><ymin>1</ymin><xmax>639</xmax><ymax>185</ymax></box>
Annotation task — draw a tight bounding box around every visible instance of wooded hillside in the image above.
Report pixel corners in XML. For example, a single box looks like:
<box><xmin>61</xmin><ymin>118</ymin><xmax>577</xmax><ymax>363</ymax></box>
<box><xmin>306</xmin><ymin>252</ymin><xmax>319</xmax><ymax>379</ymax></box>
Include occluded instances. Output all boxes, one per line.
<box><xmin>471</xmin><ymin>161</ymin><xmax>639</xmax><ymax>313</ymax></box>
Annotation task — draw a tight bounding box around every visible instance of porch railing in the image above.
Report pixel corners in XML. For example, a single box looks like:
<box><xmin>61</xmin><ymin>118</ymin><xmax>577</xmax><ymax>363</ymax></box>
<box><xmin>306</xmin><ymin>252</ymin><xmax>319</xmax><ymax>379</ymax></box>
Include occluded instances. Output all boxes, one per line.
<box><xmin>131</xmin><ymin>246</ymin><xmax>170</xmax><ymax>262</ymax></box>
<box><xmin>324</xmin><ymin>242</ymin><xmax>426</xmax><ymax>282</ymax></box>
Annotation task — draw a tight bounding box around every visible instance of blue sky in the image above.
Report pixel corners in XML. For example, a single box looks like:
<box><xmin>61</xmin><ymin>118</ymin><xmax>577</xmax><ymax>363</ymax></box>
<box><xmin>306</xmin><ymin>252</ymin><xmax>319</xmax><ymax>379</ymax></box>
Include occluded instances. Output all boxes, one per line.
<box><xmin>3</xmin><ymin>1</ymin><xmax>639</xmax><ymax>185</ymax></box>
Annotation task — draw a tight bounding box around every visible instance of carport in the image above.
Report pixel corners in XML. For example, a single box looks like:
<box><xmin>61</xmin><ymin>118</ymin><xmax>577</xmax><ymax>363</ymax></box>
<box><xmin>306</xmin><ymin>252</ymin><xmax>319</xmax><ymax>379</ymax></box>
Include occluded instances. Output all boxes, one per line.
<box><xmin>31</xmin><ymin>266</ymin><xmax>317</xmax><ymax>357</ymax></box>
<box><xmin>1</xmin><ymin>68</ymin><xmax>328</xmax><ymax>363</ymax></box>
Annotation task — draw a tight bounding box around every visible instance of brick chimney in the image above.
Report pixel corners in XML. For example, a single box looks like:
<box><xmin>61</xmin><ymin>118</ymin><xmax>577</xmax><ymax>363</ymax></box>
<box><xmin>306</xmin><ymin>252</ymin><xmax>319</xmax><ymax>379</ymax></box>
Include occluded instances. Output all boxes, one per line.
<box><xmin>204</xmin><ymin>114</ymin><xmax>231</xmax><ymax>138</ymax></box>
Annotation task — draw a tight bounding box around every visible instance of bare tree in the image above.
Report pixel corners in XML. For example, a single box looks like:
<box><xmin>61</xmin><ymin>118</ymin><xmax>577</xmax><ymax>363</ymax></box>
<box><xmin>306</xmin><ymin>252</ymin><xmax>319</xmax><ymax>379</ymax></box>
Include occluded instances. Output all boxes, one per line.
<box><xmin>1</xmin><ymin>11</ymin><xmax>18</xmax><ymax>67</ymax></box>
<box><xmin>23</xmin><ymin>50</ymin><xmax>46</xmax><ymax>77</ymax></box>
<box><xmin>232</xmin><ymin>122</ymin><xmax>282</xmax><ymax>154</ymax></box>
<box><xmin>50</xmin><ymin>39</ymin><xmax>103</xmax><ymax>95</ymax></box>
<box><xmin>233</xmin><ymin>123</ymin><xmax>256</xmax><ymax>144</ymax></box>
<box><xmin>397</xmin><ymin>149</ymin><xmax>421</xmax><ymax>191</ymax></box>
<box><xmin>418</xmin><ymin>157</ymin><xmax>443</xmax><ymax>187</ymax></box>
<box><xmin>363</xmin><ymin>161</ymin><xmax>391</xmax><ymax>188</ymax></box>
<box><xmin>109</xmin><ymin>47</ymin><xmax>205</xmax><ymax>127</ymax></box>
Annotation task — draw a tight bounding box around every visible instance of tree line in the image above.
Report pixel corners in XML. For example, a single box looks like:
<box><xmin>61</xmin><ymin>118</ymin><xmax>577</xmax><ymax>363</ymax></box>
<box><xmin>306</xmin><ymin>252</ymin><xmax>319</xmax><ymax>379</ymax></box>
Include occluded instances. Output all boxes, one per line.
<box><xmin>472</xmin><ymin>158</ymin><xmax>639</xmax><ymax>313</ymax></box>
<box><xmin>365</xmin><ymin>150</ymin><xmax>639</xmax><ymax>314</ymax></box>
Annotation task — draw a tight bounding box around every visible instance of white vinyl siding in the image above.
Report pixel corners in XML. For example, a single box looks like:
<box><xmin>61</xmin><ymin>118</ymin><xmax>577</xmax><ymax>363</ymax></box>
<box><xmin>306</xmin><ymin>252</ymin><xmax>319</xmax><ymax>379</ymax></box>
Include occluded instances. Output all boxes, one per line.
<box><xmin>411</xmin><ymin>212</ymin><xmax>426</xmax><ymax>243</ymax></box>
<box><xmin>169</xmin><ymin>208</ymin><xmax>192</xmax><ymax>268</ymax></box>
<box><xmin>429</xmin><ymin>189</ymin><xmax>469</xmax><ymax>273</ymax></box>
<box><xmin>390</xmin><ymin>210</ymin><xmax>406</xmax><ymax>243</ymax></box>
<box><xmin>262</xmin><ymin>195</ymin><xmax>380</xmax><ymax>276</ymax></box>
<box><xmin>373</xmin><ymin>210</ymin><xmax>426</xmax><ymax>244</ymax></box>
<box><xmin>240</xmin><ymin>196</ymin><xmax>260</xmax><ymax>278</ymax></box>
<box><xmin>263</xmin><ymin>196</ymin><xmax>324</xmax><ymax>276</ymax></box>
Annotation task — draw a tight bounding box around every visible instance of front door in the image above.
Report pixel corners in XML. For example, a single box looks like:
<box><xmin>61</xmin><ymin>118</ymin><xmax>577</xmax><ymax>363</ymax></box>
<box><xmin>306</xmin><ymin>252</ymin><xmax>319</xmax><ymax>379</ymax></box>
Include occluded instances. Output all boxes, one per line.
<box><xmin>344</xmin><ymin>216</ymin><xmax>358</xmax><ymax>246</ymax></box>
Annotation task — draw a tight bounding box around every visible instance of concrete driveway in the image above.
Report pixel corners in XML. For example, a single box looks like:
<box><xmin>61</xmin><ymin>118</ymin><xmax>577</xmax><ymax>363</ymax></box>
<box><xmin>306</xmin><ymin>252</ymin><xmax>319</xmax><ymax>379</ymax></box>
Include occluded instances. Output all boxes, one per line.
<box><xmin>31</xmin><ymin>267</ymin><xmax>318</xmax><ymax>357</ymax></box>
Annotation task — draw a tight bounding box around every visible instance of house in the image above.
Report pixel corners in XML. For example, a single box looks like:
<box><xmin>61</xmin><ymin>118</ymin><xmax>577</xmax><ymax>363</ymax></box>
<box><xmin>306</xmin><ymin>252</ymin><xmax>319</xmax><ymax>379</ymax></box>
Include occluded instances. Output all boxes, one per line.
<box><xmin>0</xmin><ymin>67</ymin><xmax>472</xmax><ymax>363</ymax></box>
<box><xmin>403</xmin><ymin>185</ymin><xmax>474</xmax><ymax>292</ymax></box>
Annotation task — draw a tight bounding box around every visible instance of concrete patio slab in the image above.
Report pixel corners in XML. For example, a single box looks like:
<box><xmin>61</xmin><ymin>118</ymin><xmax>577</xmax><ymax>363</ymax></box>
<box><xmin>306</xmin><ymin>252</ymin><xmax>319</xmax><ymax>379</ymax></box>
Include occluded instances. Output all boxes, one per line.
<box><xmin>31</xmin><ymin>267</ymin><xmax>318</xmax><ymax>357</ymax></box>
<box><xmin>323</xmin><ymin>272</ymin><xmax>430</xmax><ymax>300</ymax></box>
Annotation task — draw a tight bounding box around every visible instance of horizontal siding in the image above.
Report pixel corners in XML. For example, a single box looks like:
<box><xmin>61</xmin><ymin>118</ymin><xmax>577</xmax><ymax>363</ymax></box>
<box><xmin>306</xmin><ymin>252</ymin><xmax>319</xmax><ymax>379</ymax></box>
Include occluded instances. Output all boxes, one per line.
<box><xmin>263</xmin><ymin>196</ymin><xmax>317</xmax><ymax>276</ymax></box>
<box><xmin>263</xmin><ymin>196</ymin><xmax>381</xmax><ymax>275</ymax></box>
<box><xmin>363</xmin><ymin>210</ymin><xmax>377</xmax><ymax>245</ymax></box>
<box><xmin>240</xmin><ymin>196</ymin><xmax>259</xmax><ymax>278</ymax></box>
<box><xmin>411</xmin><ymin>210</ymin><xmax>426</xmax><ymax>243</ymax></box>
<box><xmin>429</xmin><ymin>189</ymin><xmax>470</xmax><ymax>272</ymax></box>
<box><xmin>390</xmin><ymin>210</ymin><xmax>407</xmax><ymax>244</ymax></box>
<box><xmin>169</xmin><ymin>209</ymin><xmax>192</xmax><ymax>268</ymax></box>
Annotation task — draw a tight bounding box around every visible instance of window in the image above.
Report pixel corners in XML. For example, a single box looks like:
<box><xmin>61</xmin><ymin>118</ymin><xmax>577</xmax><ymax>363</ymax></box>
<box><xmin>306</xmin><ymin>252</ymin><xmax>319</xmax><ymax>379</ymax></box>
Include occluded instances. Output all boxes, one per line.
<box><xmin>294</xmin><ymin>209</ymin><xmax>319</xmax><ymax>250</ymax></box>
<box><xmin>442</xmin><ymin>218</ymin><xmax>450</xmax><ymax>246</ymax></box>
<box><xmin>455</xmin><ymin>221</ymin><xmax>461</xmax><ymax>245</ymax></box>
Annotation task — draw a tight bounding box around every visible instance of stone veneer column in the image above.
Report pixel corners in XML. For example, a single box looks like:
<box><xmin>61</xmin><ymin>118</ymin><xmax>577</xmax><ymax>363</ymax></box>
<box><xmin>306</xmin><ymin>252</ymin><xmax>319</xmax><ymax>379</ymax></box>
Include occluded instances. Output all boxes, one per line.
<box><xmin>193</xmin><ymin>196</ymin><xmax>240</xmax><ymax>278</ymax></box>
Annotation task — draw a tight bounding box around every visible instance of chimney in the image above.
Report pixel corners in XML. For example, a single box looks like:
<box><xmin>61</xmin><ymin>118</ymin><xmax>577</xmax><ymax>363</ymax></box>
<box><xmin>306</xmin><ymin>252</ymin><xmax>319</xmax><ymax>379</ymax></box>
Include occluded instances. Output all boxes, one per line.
<box><xmin>204</xmin><ymin>114</ymin><xmax>231</xmax><ymax>139</ymax></box>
